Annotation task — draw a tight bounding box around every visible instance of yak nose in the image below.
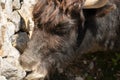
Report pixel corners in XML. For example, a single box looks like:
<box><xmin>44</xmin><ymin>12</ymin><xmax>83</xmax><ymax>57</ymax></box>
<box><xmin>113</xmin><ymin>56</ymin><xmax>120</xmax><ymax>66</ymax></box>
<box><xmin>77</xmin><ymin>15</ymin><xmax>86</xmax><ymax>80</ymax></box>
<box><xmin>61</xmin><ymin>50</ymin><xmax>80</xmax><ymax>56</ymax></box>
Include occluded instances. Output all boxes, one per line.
<box><xmin>19</xmin><ymin>55</ymin><xmax>33</xmax><ymax>71</ymax></box>
<box><xmin>19</xmin><ymin>54</ymin><xmax>40</xmax><ymax>71</ymax></box>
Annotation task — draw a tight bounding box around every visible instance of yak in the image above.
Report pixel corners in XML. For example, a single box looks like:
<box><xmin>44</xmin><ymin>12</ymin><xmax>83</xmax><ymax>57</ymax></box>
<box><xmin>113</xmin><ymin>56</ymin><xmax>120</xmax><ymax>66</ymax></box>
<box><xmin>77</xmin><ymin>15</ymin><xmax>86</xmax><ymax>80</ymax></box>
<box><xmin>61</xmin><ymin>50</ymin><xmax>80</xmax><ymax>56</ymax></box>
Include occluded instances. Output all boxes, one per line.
<box><xmin>19</xmin><ymin>0</ymin><xmax>120</xmax><ymax>80</ymax></box>
<box><xmin>77</xmin><ymin>0</ymin><xmax>120</xmax><ymax>54</ymax></box>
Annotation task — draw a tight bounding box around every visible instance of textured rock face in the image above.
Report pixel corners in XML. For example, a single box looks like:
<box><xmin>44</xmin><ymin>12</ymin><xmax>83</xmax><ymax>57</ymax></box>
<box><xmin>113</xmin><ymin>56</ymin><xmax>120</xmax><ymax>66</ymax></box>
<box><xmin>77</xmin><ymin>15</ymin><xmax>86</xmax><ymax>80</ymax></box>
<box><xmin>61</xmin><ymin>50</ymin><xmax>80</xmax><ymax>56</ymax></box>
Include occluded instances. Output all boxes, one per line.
<box><xmin>0</xmin><ymin>57</ymin><xmax>26</xmax><ymax>80</ymax></box>
<box><xmin>0</xmin><ymin>0</ymin><xmax>37</xmax><ymax>80</ymax></box>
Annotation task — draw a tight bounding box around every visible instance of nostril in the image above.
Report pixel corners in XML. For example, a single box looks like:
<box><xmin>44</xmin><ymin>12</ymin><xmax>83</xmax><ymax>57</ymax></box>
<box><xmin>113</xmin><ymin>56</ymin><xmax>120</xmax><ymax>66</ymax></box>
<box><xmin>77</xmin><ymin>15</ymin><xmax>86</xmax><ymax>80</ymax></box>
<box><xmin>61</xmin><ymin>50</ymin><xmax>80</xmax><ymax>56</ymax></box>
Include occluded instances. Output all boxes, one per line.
<box><xmin>25</xmin><ymin>71</ymin><xmax>33</xmax><ymax>77</ymax></box>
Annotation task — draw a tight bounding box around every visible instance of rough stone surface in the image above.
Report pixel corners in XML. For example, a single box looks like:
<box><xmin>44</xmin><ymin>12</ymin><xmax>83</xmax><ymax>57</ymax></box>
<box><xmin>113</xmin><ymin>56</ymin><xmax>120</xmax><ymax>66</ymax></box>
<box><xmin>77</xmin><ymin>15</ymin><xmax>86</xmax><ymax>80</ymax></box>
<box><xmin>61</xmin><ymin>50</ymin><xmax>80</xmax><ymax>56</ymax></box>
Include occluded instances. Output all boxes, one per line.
<box><xmin>0</xmin><ymin>0</ymin><xmax>37</xmax><ymax>79</ymax></box>
<box><xmin>8</xmin><ymin>11</ymin><xmax>21</xmax><ymax>32</ymax></box>
<box><xmin>12</xmin><ymin>32</ymin><xmax>29</xmax><ymax>53</ymax></box>
<box><xmin>13</xmin><ymin>0</ymin><xmax>21</xmax><ymax>10</ymax></box>
<box><xmin>0</xmin><ymin>57</ymin><xmax>26</xmax><ymax>80</ymax></box>
<box><xmin>0</xmin><ymin>76</ymin><xmax>7</xmax><ymax>80</ymax></box>
<box><xmin>4</xmin><ymin>0</ymin><xmax>13</xmax><ymax>15</ymax></box>
<box><xmin>75</xmin><ymin>76</ymin><xmax>84</xmax><ymax>80</ymax></box>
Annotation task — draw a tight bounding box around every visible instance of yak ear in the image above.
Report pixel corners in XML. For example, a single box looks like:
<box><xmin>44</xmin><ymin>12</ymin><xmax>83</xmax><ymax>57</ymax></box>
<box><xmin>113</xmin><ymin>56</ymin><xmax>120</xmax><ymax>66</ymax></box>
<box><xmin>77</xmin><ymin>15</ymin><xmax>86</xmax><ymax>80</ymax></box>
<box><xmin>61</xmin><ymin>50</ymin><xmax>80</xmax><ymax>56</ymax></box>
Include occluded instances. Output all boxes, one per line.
<box><xmin>95</xmin><ymin>3</ymin><xmax>116</xmax><ymax>17</ymax></box>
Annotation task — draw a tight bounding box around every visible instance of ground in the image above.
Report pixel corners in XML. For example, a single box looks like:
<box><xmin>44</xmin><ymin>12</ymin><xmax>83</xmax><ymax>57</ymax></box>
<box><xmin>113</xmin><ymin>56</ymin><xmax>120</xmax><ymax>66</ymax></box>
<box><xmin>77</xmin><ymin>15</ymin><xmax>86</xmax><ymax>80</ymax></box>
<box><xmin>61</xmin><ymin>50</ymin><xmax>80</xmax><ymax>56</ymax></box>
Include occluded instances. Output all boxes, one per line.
<box><xmin>52</xmin><ymin>52</ymin><xmax>120</xmax><ymax>80</ymax></box>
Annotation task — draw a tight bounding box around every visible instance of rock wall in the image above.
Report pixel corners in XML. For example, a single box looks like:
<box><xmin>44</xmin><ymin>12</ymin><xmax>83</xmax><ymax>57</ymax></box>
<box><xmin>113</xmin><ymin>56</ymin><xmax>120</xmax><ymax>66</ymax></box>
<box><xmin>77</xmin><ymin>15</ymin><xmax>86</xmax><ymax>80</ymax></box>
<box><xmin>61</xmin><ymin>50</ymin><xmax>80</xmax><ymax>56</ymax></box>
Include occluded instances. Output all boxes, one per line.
<box><xmin>0</xmin><ymin>0</ymin><xmax>37</xmax><ymax>80</ymax></box>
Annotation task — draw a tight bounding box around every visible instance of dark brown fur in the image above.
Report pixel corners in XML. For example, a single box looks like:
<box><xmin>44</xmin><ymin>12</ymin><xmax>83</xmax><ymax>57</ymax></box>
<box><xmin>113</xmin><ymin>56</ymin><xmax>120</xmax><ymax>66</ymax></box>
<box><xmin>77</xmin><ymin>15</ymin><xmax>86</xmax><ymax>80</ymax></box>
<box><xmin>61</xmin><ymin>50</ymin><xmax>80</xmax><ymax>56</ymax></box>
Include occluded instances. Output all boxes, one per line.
<box><xmin>20</xmin><ymin>0</ymin><xmax>85</xmax><ymax>80</ymax></box>
<box><xmin>20</xmin><ymin>0</ymin><xmax>120</xmax><ymax>80</ymax></box>
<box><xmin>33</xmin><ymin>0</ymin><xmax>85</xmax><ymax>29</ymax></box>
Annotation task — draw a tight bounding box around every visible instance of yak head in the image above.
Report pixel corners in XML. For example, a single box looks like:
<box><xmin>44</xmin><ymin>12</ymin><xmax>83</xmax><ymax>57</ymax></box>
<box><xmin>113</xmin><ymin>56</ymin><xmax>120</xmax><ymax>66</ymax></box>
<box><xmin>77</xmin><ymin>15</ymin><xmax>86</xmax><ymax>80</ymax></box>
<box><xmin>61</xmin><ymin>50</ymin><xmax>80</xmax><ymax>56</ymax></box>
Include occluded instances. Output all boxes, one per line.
<box><xmin>19</xmin><ymin>0</ymin><xmax>110</xmax><ymax>80</ymax></box>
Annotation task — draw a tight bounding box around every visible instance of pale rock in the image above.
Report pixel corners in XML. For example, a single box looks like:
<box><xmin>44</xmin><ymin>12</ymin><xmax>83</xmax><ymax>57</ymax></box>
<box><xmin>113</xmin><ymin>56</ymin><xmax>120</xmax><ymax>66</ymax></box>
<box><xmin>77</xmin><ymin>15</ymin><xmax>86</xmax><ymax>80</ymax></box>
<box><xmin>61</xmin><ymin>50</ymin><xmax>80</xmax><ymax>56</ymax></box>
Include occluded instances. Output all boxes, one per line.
<box><xmin>0</xmin><ymin>56</ymin><xmax>26</xmax><ymax>80</ymax></box>
<box><xmin>8</xmin><ymin>11</ymin><xmax>21</xmax><ymax>32</ymax></box>
<box><xmin>0</xmin><ymin>22</ymin><xmax>16</xmax><ymax>57</ymax></box>
<box><xmin>4</xmin><ymin>57</ymin><xmax>20</xmax><ymax>67</ymax></box>
<box><xmin>0</xmin><ymin>0</ymin><xmax>6</xmax><ymax>3</ymax></box>
<box><xmin>0</xmin><ymin>24</ymin><xmax>13</xmax><ymax>57</ymax></box>
<box><xmin>0</xmin><ymin>0</ymin><xmax>5</xmax><ymax>9</ymax></box>
<box><xmin>0</xmin><ymin>54</ymin><xmax>1</xmax><ymax>73</ymax></box>
<box><xmin>89</xmin><ymin>62</ymin><xmax>94</xmax><ymax>70</ymax></box>
<box><xmin>0</xmin><ymin>76</ymin><xmax>7</xmax><ymax>80</ymax></box>
<box><xmin>0</xmin><ymin>3</ymin><xmax>2</xmax><ymax>10</ymax></box>
<box><xmin>5</xmin><ymin>22</ymin><xmax>16</xmax><ymax>39</ymax></box>
<box><xmin>0</xmin><ymin>11</ymin><xmax>7</xmax><ymax>26</ymax></box>
<box><xmin>12</xmin><ymin>0</ymin><xmax>21</xmax><ymax>10</ymax></box>
<box><xmin>0</xmin><ymin>24</ymin><xmax>2</xmax><ymax>56</ymax></box>
<box><xmin>0</xmin><ymin>22</ymin><xmax>15</xmax><ymax>43</ymax></box>
<box><xmin>0</xmin><ymin>12</ymin><xmax>7</xmax><ymax>49</ymax></box>
<box><xmin>23</xmin><ymin>0</ymin><xmax>37</xmax><ymax>5</ymax></box>
<box><xmin>0</xmin><ymin>0</ymin><xmax>36</xmax><ymax>80</ymax></box>
<box><xmin>1</xmin><ymin>43</ymin><xmax>20</xmax><ymax>59</ymax></box>
<box><xmin>0</xmin><ymin>49</ymin><xmax>3</xmax><ymax>56</ymax></box>
<box><xmin>4</xmin><ymin>0</ymin><xmax>13</xmax><ymax>15</ymax></box>
<box><xmin>75</xmin><ymin>76</ymin><xmax>84</xmax><ymax>80</ymax></box>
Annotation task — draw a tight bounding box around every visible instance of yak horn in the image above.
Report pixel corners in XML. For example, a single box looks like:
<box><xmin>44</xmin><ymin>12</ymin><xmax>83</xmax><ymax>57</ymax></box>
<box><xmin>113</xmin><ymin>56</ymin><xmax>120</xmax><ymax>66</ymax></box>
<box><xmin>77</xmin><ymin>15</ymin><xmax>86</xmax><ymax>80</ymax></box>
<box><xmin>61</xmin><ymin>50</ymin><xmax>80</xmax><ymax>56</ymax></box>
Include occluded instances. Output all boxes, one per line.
<box><xmin>83</xmin><ymin>0</ymin><xmax>109</xmax><ymax>9</ymax></box>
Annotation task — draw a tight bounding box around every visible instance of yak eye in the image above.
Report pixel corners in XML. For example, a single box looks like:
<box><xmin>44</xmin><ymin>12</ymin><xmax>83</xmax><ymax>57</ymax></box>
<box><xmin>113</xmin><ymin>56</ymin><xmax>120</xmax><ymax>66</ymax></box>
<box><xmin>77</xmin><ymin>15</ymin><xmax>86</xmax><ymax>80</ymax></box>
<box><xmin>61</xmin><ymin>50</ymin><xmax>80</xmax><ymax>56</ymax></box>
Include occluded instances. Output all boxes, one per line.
<box><xmin>58</xmin><ymin>0</ymin><xmax>63</xmax><ymax>3</ymax></box>
<box><xmin>52</xmin><ymin>23</ymin><xmax>73</xmax><ymax>36</ymax></box>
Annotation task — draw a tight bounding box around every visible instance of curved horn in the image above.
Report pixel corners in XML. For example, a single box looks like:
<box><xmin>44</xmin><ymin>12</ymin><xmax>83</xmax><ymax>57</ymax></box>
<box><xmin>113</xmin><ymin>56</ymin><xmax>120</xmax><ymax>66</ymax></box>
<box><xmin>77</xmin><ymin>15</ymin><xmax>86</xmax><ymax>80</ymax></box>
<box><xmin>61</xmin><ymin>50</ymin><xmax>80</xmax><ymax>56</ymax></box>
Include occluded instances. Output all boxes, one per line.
<box><xmin>83</xmin><ymin>0</ymin><xmax>108</xmax><ymax>9</ymax></box>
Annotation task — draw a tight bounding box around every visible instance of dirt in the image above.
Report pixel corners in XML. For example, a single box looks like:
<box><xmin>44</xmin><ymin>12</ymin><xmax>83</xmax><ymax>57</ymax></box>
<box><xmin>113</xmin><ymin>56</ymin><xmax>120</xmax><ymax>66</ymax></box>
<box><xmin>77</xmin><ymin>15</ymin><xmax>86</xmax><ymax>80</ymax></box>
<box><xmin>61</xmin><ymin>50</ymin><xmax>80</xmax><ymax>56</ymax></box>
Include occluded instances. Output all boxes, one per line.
<box><xmin>52</xmin><ymin>52</ymin><xmax>120</xmax><ymax>80</ymax></box>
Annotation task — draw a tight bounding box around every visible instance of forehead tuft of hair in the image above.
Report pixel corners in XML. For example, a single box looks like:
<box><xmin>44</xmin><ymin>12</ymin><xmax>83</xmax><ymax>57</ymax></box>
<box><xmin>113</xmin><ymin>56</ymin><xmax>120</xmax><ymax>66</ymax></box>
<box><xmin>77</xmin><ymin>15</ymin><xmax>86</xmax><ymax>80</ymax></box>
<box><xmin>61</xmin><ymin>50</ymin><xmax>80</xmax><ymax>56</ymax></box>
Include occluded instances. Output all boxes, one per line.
<box><xmin>32</xmin><ymin>0</ymin><xmax>85</xmax><ymax>29</ymax></box>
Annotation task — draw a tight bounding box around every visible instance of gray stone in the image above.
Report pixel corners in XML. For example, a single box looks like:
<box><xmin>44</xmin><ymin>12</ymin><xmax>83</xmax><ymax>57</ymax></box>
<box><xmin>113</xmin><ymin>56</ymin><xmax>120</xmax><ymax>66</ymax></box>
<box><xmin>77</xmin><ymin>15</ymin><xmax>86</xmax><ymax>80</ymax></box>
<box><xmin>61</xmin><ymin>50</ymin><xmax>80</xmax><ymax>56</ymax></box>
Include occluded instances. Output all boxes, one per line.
<box><xmin>6</xmin><ymin>22</ymin><xmax>16</xmax><ymax>39</ymax></box>
<box><xmin>0</xmin><ymin>22</ymin><xmax>16</xmax><ymax>57</ymax></box>
<box><xmin>1</xmin><ymin>43</ymin><xmax>18</xmax><ymax>58</ymax></box>
<box><xmin>89</xmin><ymin>62</ymin><xmax>94</xmax><ymax>70</ymax></box>
<box><xmin>0</xmin><ymin>76</ymin><xmax>7</xmax><ymax>80</ymax></box>
<box><xmin>8</xmin><ymin>11</ymin><xmax>21</xmax><ymax>32</ymax></box>
<box><xmin>0</xmin><ymin>11</ymin><xmax>7</xmax><ymax>26</ymax></box>
<box><xmin>4</xmin><ymin>0</ymin><xmax>13</xmax><ymax>15</ymax></box>
<box><xmin>0</xmin><ymin>0</ymin><xmax>36</xmax><ymax>80</ymax></box>
<box><xmin>0</xmin><ymin>0</ymin><xmax>5</xmax><ymax>9</ymax></box>
<box><xmin>12</xmin><ymin>32</ymin><xmax>29</xmax><ymax>53</ymax></box>
<box><xmin>12</xmin><ymin>0</ymin><xmax>21</xmax><ymax>10</ymax></box>
<box><xmin>75</xmin><ymin>76</ymin><xmax>84</xmax><ymax>80</ymax></box>
<box><xmin>0</xmin><ymin>3</ymin><xmax>2</xmax><ymax>10</ymax></box>
<box><xmin>0</xmin><ymin>0</ymin><xmax>6</xmax><ymax>3</ymax></box>
<box><xmin>0</xmin><ymin>57</ymin><xmax>26</xmax><ymax>80</ymax></box>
